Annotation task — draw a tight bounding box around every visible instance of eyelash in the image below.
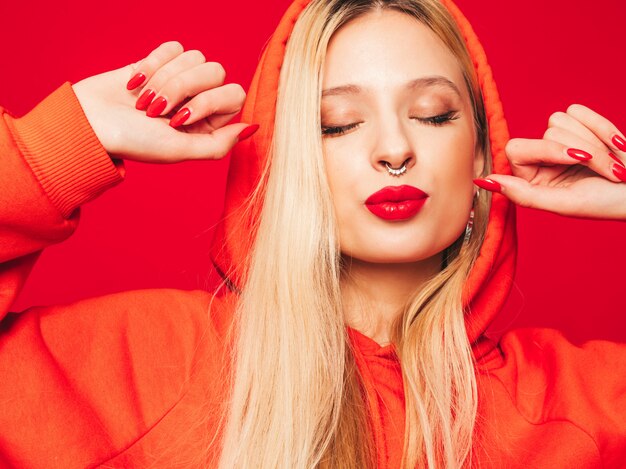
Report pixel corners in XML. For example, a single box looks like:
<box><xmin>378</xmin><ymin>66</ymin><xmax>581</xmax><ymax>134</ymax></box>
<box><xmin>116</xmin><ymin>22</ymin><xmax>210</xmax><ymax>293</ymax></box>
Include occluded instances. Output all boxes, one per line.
<box><xmin>321</xmin><ymin>111</ymin><xmax>460</xmax><ymax>136</ymax></box>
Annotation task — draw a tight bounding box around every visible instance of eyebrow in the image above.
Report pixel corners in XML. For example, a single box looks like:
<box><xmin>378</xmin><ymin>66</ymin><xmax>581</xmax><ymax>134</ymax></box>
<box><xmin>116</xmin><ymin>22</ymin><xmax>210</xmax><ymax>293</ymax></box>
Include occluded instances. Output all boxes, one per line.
<box><xmin>321</xmin><ymin>75</ymin><xmax>462</xmax><ymax>99</ymax></box>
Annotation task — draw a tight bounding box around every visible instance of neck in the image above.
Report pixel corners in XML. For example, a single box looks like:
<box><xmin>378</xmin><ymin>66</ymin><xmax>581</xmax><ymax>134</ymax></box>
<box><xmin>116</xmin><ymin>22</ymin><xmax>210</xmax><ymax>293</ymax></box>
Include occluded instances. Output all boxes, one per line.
<box><xmin>341</xmin><ymin>253</ymin><xmax>442</xmax><ymax>346</ymax></box>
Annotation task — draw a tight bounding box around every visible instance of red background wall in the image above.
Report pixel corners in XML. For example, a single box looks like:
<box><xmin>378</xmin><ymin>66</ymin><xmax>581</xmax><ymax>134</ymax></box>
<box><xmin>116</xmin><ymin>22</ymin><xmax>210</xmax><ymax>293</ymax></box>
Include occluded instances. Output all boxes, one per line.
<box><xmin>1</xmin><ymin>0</ymin><xmax>624</xmax><ymax>345</ymax></box>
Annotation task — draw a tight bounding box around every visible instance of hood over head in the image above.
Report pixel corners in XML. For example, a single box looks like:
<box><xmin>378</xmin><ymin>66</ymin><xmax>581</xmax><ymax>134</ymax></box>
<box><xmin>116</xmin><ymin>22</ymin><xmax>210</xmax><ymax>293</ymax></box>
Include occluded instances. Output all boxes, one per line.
<box><xmin>210</xmin><ymin>0</ymin><xmax>517</xmax><ymax>361</ymax></box>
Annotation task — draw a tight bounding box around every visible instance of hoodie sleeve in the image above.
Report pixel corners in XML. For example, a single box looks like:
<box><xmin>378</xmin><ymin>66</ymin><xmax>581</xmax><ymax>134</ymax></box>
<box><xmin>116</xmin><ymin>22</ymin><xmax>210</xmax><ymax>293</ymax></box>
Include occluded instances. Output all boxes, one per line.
<box><xmin>494</xmin><ymin>327</ymin><xmax>626</xmax><ymax>467</ymax></box>
<box><xmin>0</xmin><ymin>83</ymin><xmax>227</xmax><ymax>466</ymax></box>
<box><xmin>0</xmin><ymin>81</ymin><xmax>126</xmax><ymax>322</ymax></box>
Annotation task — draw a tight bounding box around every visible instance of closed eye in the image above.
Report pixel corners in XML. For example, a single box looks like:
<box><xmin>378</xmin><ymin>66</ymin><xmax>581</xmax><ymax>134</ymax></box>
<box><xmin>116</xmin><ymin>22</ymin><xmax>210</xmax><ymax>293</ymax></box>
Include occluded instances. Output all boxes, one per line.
<box><xmin>415</xmin><ymin>110</ymin><xmax>460</xmax><ymax>126</ymax></box>
<box><xmin>321</xmin><ymin>122</ymin><xmax>360</xmax><ymax>137</ymax></box>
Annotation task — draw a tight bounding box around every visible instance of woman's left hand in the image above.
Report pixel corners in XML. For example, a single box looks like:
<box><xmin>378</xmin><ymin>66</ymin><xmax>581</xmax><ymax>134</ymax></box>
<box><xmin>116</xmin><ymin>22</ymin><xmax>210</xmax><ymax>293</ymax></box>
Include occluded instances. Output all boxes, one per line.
<box><xmin>476</xmin><ymin>104</ymin><xmax>626</xmax><ymax>219</ymax></box>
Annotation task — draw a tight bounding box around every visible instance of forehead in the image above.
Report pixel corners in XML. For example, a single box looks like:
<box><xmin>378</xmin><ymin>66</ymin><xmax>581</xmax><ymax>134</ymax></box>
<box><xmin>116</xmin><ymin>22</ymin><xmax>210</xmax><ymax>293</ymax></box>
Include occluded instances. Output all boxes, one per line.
<box><xmin>322</xmin><ymin>9</ymin><xmax>465</xmax><ymax>96</ymax></box>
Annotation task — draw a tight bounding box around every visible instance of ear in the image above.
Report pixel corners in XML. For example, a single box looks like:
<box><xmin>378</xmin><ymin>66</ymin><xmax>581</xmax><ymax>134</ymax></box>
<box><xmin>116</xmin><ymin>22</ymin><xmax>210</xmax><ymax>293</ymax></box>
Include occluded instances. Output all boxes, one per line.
<box><xmin>473</xmin><ymin>143</ymin><xmax>485</xmax><ymax>179</ymax></box>
<box><xmin>472</xmin><ymin>143</ymin><xmax>486</xmax><ymax>197</ymax></box>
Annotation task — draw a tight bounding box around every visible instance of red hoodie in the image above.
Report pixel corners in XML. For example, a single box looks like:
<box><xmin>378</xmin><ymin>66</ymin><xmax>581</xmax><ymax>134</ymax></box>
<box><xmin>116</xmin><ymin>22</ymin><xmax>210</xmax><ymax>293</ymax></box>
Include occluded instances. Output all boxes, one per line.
<box><xmin>1</xmin><ymin>0</ymin><xmax>625</xmax><ymax>467</ymax></box>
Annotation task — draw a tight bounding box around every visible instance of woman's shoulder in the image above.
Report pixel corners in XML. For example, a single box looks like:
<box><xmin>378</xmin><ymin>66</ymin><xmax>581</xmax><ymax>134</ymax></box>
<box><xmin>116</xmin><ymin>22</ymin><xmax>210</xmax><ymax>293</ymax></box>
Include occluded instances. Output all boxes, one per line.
<box><xmin>1</xmin><ymin>287</ymin><xmax>237</xmax><ymax>468</ymax></box>
<box><xmin>10</xmin><ymin>287</ymin><xmax>236</xmax><ymax>365</ymax></box>
<box><xmin>14</xmin><ymin>287</ymin><xmax>238</xmax><ymax>392</ymax></box>
<box><xmin>483</xmin><ymin>327</ymin><xmax>626</xmax><ymax>465</ymax></box>
<box><xmin>491</xmin><ymin>326</ymin><xmax>626</xmax><ymax>387</ymax></box>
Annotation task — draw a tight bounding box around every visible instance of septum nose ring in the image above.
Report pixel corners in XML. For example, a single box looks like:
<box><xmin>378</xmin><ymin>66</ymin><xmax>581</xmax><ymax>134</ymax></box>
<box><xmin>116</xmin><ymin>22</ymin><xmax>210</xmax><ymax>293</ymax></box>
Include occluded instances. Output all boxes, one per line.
<box><xmin>385</xmin><ymin>161</ymin><xmax>408</xmax><ymax>177</ymax></box>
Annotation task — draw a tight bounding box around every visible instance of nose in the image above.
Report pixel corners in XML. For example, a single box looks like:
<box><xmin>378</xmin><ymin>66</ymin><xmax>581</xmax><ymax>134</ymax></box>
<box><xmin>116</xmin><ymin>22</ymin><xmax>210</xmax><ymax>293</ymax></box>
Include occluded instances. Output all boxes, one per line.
<box><xmin>371</xmin><ymin>118</ymin><xmax>416</xmax><ymax>174</ymax></box>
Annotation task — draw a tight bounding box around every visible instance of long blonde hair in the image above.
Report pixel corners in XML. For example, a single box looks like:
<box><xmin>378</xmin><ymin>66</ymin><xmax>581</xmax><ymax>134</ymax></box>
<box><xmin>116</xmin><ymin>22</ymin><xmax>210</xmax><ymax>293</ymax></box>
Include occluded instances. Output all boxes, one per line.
<box><xmin>217</xmin><ymin>1</ymin><xmax>492</xmax><ymax>467</ymax></box>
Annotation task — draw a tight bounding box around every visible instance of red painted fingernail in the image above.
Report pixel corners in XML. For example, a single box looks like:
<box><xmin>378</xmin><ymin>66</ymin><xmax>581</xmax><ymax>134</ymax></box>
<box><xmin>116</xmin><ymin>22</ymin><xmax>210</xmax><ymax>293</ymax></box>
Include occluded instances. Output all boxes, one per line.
<box><xmin>237</xmin><ymin>124</ymin><xmax>260</xmax><ymax>142</ymax></box>
<box><xmin>169</xmin><ymin>107</ymin><xmax>191</xmax><ymax>128</ymax></box>
<box><xmin>136</xmin><ymin>89</ymin><xmax>155</xmax><ymax>110</ymax></box>
<box><xmin>146</xmin><ymin>96</ymin><xmax>167</xmax><ymax>117</ymax></box>
<box><xmin>473</xmin><ymin>178</ymin><xmax>501</xmax><ymax>193</ymax></box>
<box><xmin>609</xmin><ymin>152</ymin><xmax>625</xmax><ymax>167</ymax></box>
<box><xmin>126</xmin><ymin>72</ymin><xmax>146</xmax><ymax>91</ymax></box>
<box><xmin>612</xmin><ymin>163</ymin><xmax>626</xmax><ymax>182</ymax></box>
<box><xmin>612</xmin><ymin>134</ymin><xmax>626</xmax><ymax>152</ymax></box>
<box><xmin>566</xmin><ymin>148</ymin><xmax>593</xmax><ymax>161</ymax></box>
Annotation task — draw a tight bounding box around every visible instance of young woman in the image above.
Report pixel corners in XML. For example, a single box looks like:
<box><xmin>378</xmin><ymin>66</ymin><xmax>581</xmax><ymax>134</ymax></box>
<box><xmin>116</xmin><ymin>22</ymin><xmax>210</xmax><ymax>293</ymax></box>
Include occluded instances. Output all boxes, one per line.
<box><xmin>1</xmin><ymin>0</ymin><xmax>624</xmax><ymax>468</ymax></box>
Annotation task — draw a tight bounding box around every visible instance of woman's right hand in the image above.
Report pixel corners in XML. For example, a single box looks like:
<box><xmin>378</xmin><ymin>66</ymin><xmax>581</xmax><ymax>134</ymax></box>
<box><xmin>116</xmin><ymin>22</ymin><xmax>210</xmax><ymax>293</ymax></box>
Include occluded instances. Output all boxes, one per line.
<box><xmin>72</xmin><ymin>41</ymin><xmax>256</xmax><ymax>164</ymax></box>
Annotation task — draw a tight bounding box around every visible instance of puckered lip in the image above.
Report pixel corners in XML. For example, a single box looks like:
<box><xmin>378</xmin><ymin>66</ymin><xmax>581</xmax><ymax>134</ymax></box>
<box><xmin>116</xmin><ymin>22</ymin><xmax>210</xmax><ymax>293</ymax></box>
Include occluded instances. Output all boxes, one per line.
<box><xmin>365</xmin><ymin>185</ymin><xmax>429</xmax><ymax>205</ymax></box>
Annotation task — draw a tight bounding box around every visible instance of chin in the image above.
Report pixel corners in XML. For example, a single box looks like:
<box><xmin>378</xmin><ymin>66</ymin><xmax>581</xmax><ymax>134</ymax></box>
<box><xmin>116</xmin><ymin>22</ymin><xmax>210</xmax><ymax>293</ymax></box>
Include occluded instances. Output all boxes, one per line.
<box><xmin>336</xmin><ymin>210</ymin><xmax>468</xmax><ymax>263</ymax></box>
<box><xmin>341</xmin><ymin>225</ymin><xmax>467</xmax><ymax>264</ymax></box>
<box><xmin>340</xmin><ymin>241</ymin><xmax>444</xmax><ymax>264</ymax></box>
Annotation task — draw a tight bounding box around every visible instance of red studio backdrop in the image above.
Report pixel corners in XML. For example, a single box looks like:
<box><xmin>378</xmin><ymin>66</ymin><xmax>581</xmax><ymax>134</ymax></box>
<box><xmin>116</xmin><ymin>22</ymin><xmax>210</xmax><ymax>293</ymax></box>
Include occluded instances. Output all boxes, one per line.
<box><xmin>1</xmin><ymin>0</ymin><xmax>624</xmax><ymax>345</ymax></box>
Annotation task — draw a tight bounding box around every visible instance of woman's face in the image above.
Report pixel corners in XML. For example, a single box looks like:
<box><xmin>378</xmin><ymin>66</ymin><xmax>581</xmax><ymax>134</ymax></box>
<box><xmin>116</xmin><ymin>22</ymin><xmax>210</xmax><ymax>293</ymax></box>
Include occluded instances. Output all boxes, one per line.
<box><xmin>321</xmin><ymin>9</ymin><xmax>483</xmax><ymax>264</ymax></box>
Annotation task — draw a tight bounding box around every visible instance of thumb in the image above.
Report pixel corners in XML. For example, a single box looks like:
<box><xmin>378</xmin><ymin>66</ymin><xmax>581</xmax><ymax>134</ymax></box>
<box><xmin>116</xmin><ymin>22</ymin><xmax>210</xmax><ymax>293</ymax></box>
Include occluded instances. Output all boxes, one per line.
<box><xmin>171</xmin><ymin>122</ymin><xmax>260</xmax><ymax>161</ymax></box>
<box><xmin>474</xmin><ymin>174</ymin><xmax>579</xmax><ymax>215</ymax></box>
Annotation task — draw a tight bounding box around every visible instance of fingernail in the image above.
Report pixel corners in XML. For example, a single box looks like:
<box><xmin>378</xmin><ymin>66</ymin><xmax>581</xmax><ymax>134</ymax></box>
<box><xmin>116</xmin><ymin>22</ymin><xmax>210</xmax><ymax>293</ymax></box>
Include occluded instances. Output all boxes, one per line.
<box><xmin>169</xmin><ymin>107</ymin><xmax>191</xmax><ymax>128</ymax></box>
<box><xmin>146</xmin><ymin>96</ymin><xmax>167</xmax><ymax>117</ymax></box>
<box><xmin>566</xmin><ymin>148</ymin><xmax>593</xmax><ymax>161</ymax></box>
<box><xmin>612</xmin><ymin>134</ymin><xmax>626</xmax><ymax>152</ymax></box>
<box><xmin>609</xmin><ymin>152</ymin><xmax>625</xmax><ymax>167</ymax></box>
<box><xmin>237</xmin><ymin>124</ymin><xmax>260</xmax><ymax>142</ymax></box>
<box><xmin>612</xmin><ymin>163</ymin><xmax>626</xmax><ymax>182</ymax></box>
<box><xmin>126</xmin><ymin>72</ymin><xmax>146</xmax><ymax>91</ymax></box>
<box><xmin>136</xmin><ymin>89</ymin><xmax>155</xmax><ymax>110</ymax></box>
<box><xmin>473</xmin><ymin>178</ymin><xmax>501</xmax><ymax>193</ymax></box>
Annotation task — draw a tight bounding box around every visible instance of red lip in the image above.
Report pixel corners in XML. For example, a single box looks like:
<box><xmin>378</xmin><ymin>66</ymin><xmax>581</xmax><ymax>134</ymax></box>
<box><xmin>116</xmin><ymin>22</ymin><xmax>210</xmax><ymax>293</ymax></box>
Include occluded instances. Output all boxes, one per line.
<box><xmin>365</xmin><ymin>185</ymin><xmax>429</xmax><ymax>221</ymax></box>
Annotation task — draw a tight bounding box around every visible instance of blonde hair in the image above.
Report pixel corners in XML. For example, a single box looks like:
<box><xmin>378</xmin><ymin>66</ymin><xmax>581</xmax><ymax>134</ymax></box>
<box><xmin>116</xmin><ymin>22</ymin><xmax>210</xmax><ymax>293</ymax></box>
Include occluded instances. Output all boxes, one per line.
<box><xmin>217</xmin><ymin>0</ymin><xmax>492</xmax><ymax>467</ymax></box>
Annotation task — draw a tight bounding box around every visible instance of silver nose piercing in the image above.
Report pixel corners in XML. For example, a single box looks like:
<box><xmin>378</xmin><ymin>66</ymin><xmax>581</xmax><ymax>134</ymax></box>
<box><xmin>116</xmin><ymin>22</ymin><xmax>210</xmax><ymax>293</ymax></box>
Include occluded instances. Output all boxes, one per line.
<box><xmin>385</xmin><ymin>161</ymin><xmax>407</xmax><ymax>177</ymax></box>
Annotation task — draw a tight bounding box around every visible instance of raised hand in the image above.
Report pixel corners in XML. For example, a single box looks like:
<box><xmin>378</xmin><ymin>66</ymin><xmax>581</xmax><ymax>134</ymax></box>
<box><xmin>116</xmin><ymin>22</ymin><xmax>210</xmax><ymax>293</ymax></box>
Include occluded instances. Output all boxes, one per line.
<box><xmin>476</xmin><ymin>105</ymin><xmax>626</xmax><ymax>219</ymax></box>
<box><xmin>72</xmin><ymin>41</ymin><xmax>256</xmax><ymax>164</ymax></box>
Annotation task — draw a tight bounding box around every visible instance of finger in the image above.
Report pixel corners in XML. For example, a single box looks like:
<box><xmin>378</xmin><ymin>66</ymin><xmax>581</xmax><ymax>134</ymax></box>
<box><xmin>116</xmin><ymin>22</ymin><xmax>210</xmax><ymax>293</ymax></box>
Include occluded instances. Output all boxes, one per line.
<box><xmin>543</xmin><ymin>126</ymin><xmax>625</xmax><ymax>183</ymax></box>
<box><xmin>548</xmin><ymin>111</ymin><xmax>603</xmax><ymax>149</ymax></box>
<box><xmin>170</xmin><ymin>110</ymin><xmax>239</xmax><ymax>134</ymax></box>
<box><xmin>505</xmin><ymin>136</ymin><xmax>624</xmax><ymax>184</ymax></box>
<box><xmin>168</xmin><ymin>83</ymin><xmax>246</xmax><ymax>128</ymax></box>
<box><xmin>126</xmin><ymin>62</ymin><xmax>146</xmax><ymax>90</ymax></box>
<box><xmin>182</xmin><ymin>111</ymin><xmax>241</xmax><ymax>133</ymax></box>
<box><xmin>126</xmin><ymin>41</ymin><xmax>185</xmax><ymax>92</ymax></box>
<box><xmin>505</xmin><ymin>138</ymin><xmax>588</xmax><ymax>181</ymax></box>
<box><xmin>162</xmin><ymin>122</ymin><xmax>259</xmax><ymax>161</ymax></box>
<box><xmin>142</xmin><ymin>55</ymin><xmax>226</xmax><ymax>117</ymax></box>
<box><xmin>476</xmin><ymin>173</ymin><xmax>625</xmax><ymax>218</ymax></box>
<box><xmin>205</xmin><ymin>111</ymin><xmax>240</xmax><ymax>131</ymax></box>
<box><xmin>566</xmin><ymin>104</ymin><xmax>626</xmax><ymax>160</ymax></box>
<box><xmin>159</xmin><ymin>62</ymin><xmax>231</xmax><ymax>120</ymax></box>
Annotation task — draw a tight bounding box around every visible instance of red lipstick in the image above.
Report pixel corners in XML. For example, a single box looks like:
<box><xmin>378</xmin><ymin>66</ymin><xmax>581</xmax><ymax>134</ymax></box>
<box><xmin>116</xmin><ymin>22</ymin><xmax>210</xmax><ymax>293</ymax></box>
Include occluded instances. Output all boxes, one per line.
<box><xmin>365</xmin><ymin>185</ymin><xmax>429</xmax><ymax>221</ymax></box>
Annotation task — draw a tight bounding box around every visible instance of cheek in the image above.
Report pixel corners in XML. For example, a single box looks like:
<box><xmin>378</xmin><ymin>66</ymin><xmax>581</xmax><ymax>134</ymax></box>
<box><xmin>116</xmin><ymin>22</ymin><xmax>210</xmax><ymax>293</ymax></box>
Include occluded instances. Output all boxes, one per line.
<box><xmin>324</xmin><ymin>149</ymin><xmax>362</xmax><ymax>221</ymax></box>
<box><xmin>433</xmin><ymin>150</ymin><xmax>475</xmax><ymax>194</ymax></box>
<box><xmin>427</xmin><ymin>122</ymin><xmax>477</xmax><ymax>191</ymax></box>
<box><xmin>423</xmin><ymin>126</ymin><xmax>477</xmax><ymax>239</ymax></box>
<box><xmin>323</xmin><ymin>144</ymin><xmax>371</xmax><ymax>253</ymax></box>
<box><xmin>429</xmin><ymin>83</ymin><xmax>481</xmax><ymax>179</ymax></box>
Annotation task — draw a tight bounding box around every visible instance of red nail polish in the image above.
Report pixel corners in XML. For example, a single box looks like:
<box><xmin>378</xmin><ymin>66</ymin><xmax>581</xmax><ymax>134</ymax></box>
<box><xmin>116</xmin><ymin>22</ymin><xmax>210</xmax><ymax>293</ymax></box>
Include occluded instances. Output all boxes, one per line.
<box><xmin>146</xmin><ymin>97</ymin><xmax>167</xmax><ymax>117</ymax></box>
<box><xmin>169</xmin><ymin>108</ymin><xmax>191</xmax><ymax>128</ymax></box>
<box><xmin>126</xmin><ymin>72</ymin><xmax>146</xmax><ymax>91</ymax></box>
<box><xmin>609</xmin><ymin>152</ymin><xmax>625</xmax><ymax>167</ymax></box>
<box><xmin>473</xmin><ymin>178</ymin><xmax>501</xmax><ymax>193</ymax></box>
<box><xmin>237</xmin><ymin>124</ymin><xmax>260</xmax><ymax>142</ymax></box>
<box><xmin>136</xmin><ymin>89</ymin><xmax>155</xmax><ymax>110</ymax></box>
<box><xmin>612</xmin><ymin>134</ymin><xmax>626</xmax><ymax>152</ymax></box>
<box><xmin>612</xmin><ymin>163</ymin><xmax>626</xmax><ymax>182</ymax></box>
<box><xmin>566</xmin><ymin>148</ymin><xmax>593</xmax><ymax>161</ymax></box>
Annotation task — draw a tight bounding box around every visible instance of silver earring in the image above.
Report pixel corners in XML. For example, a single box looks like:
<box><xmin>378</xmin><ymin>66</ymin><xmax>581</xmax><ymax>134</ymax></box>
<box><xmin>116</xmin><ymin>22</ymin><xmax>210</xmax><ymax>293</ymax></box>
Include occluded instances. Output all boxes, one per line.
<box><xmin>463</xmin><ymin>189</ymin><xmax>479</xmax><ymax>244</ymax></box>
<box><xmin>385</xmin><ymin>161</ymin><xmax>407</xmax><ymax>177</ymax></box>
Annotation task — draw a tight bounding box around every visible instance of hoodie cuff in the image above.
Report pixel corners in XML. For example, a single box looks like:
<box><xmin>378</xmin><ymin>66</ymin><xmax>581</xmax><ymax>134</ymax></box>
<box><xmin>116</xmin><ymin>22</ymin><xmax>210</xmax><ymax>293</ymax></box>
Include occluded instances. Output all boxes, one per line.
<box><xmin>5</xmin><ymin>81</ymin><xmax>126</xmax><ymax>219</ymax></box>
